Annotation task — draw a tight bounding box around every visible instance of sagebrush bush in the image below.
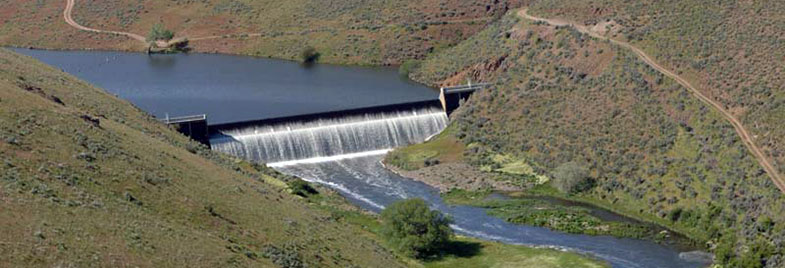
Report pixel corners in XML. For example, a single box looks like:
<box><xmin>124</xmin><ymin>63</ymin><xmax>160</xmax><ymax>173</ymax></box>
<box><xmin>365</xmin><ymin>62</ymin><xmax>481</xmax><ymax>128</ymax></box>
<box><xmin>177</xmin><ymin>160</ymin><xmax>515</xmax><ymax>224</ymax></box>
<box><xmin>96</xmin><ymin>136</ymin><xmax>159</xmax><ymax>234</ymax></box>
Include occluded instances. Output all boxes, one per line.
<box><xmin>380</xmin><ymin>198</ymin><xmax>452</xmax><ymax>258</ymax></box>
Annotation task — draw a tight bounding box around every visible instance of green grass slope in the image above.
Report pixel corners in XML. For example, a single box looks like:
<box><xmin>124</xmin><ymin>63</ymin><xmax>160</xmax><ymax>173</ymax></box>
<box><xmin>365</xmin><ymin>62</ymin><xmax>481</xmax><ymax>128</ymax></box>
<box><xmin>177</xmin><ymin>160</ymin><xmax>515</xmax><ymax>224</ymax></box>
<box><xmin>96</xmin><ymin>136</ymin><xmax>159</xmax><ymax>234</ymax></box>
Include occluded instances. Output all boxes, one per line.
<box><xmin>409</xmin><ymin>11</ymin><xmax>784</xmax><ymax>267</ymax></box>
<box><xmin>0</xmin><ymin>48</ymin><xmax>404</xmax><ymax>267</ymax></box>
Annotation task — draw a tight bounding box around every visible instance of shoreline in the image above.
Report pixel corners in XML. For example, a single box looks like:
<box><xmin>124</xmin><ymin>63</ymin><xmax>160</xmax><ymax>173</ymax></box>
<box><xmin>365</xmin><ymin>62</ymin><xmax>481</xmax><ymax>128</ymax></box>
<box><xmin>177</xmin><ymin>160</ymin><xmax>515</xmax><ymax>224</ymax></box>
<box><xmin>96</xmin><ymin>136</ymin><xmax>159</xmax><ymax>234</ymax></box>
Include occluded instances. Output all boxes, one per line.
<box><xmin>382</xmin><ymin>159</ymin><xmax>523</xmax><ymax>193</ymax></box>
<box><xmin>381</xmin><ymin>153</ymin><xmax>710</xmax><ymax>255</ymax></box>
<box><xmin>2</xmin><ymin>44</ymin><xmax>409</xmax><ymax>69</ymax></box>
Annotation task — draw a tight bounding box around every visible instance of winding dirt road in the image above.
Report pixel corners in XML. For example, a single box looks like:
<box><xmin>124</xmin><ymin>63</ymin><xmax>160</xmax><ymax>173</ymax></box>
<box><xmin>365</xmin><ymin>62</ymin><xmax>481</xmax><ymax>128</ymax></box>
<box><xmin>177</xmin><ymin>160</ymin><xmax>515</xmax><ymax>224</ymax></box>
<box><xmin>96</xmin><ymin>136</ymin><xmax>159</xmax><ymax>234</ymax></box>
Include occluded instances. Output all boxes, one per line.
<box><xmin>64</xmin><ymin>0</ymin><xmax>147</xmax><ymax>43</ymax></box>
<box><xmin>518</xmin><ymin>9</ymin><xmax>785</xmax><ymax>193</ymax></box>
<box><xmin>63</xmin><ymin>0</ymin><xmax>269</xmax><ymax>47</ymax></box>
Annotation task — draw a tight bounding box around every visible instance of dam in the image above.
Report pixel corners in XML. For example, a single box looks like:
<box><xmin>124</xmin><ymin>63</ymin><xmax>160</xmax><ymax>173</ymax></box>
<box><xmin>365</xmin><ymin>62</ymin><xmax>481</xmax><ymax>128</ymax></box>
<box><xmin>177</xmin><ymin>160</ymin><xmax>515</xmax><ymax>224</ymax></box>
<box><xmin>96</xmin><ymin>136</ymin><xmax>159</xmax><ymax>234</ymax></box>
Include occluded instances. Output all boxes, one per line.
<box><xmin>15</xmin><ymin>49</ymin><xmax>708</xmax><ymax>268</ymax></box>
<box><xmin>167</xmin><ymin>83</ymin><xmax>484</xmax><ymax>147</ymax></box>
<box><xmin>209</xmin><ymin>100</ymin><xmax>448</xmax><ymax>165</ymax></box>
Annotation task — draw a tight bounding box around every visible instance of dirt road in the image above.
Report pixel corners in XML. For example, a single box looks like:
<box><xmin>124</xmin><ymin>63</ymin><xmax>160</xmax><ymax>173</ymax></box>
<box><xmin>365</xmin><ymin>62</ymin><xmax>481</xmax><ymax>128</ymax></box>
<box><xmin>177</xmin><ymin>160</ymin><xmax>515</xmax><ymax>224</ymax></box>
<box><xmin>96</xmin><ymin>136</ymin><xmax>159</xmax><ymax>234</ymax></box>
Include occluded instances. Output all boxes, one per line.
<box><xmin>64</xmin><ymin>0</ymin><xmax>147</xmax><ymax>43</ymax></box>
<box><xmin>518</xmin><ymin>9</ymin><xmax>785</xmax><ymax>193</ymax></box>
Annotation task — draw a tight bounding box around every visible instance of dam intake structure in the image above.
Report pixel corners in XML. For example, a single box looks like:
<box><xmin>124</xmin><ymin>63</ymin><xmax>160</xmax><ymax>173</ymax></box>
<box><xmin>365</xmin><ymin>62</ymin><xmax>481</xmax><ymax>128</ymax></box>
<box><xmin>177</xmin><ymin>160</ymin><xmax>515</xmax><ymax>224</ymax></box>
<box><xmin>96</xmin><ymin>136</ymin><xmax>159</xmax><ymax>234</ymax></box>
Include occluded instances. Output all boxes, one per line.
<box><xmin>209</xmin><ymin>100</ymin><xmax>448</xmax><ymax>165</ymax></box>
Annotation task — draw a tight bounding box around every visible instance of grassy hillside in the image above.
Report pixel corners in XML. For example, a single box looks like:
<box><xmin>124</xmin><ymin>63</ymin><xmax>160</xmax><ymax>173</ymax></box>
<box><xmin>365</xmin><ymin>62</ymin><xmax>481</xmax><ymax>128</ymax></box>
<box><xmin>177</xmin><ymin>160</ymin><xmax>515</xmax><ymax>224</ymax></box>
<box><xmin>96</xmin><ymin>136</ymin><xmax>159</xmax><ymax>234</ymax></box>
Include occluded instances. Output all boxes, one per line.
<box><xmin>0</xmin><ymin>48</ymin><xmax>406</xmax><ymax>267</ymax></box>
<box><xmin>0</xmin><ymin>0</ymin><xmax>526</xmax><ymax>65</ymax></box>
<box><xmin>527</xmin><ymin>0</ymin><xmax>785</xmax><ymax>174</ymax></box>
<box><xmin>406</xmin><ymin>10</ymin><xmax>785</xmax><ymax>267</ymax></box>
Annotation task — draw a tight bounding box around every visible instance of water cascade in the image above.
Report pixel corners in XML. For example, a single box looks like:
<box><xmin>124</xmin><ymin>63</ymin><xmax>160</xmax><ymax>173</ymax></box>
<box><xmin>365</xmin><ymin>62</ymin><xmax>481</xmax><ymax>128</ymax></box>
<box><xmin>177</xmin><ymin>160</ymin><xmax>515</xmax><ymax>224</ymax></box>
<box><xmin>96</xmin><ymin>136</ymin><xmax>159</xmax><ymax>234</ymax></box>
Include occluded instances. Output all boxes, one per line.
<box><xmin>210</xmin><ymin>105</ymin><xmax>448</xmax><ymax>165</ymax></box>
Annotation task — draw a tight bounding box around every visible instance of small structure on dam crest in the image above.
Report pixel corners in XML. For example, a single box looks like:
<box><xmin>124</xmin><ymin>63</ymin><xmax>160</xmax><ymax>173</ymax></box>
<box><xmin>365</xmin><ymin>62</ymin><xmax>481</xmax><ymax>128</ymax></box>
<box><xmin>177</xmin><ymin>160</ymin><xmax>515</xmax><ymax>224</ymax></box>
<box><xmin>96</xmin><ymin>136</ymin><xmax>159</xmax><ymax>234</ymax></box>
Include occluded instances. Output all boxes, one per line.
<box><xmin>439</xmin><ymin>82</ymin><xmax>492</xmax><ymax>115</ymax></box>
<box><xmin>161</xmin><ymin>114</ymin><xmax>210</xmax><ymax>145</ymax></box>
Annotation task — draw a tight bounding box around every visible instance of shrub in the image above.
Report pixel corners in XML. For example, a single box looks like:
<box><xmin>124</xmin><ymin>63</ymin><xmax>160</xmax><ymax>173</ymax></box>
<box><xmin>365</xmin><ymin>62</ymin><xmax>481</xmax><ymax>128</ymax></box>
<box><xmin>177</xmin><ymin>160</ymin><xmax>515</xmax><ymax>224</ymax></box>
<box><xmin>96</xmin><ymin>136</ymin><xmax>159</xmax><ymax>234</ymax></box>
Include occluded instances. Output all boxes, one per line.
<box><xmin>262</xmin><ymin>244</ymin><xmax>304</xmax><ymax>268</ymax></box>
<box><xmin>288</xmin><ymin>179</ymin><xmax>317</xmax><ymax>197</ymax></box>
<box><xmin>147</xmin><ymin>23</ymin><xmax>174</xmax><ymax>42</ymax></box>
<box><xmin>299</xmin><ymin>47</ymin><xmax>320</xmax><ymax>63</ymax></box>
<box><xmin>551</xmin><ymin>161</ymin><xmax>593</xmax><ymax>194</ymax></box>
<box><xmin>398</xmin><ymin>60</ymin><xmax>422</xmax><ymax>77</ymax></box>
<box><xmin>668</xmin><ymin>207</ymin><xmax>683</xmax><ymax>222</ymax></box>
<box><xmin>380</xmin><ymin>198</ymin><xmax>453</xmax><ymax>258</ymax></box>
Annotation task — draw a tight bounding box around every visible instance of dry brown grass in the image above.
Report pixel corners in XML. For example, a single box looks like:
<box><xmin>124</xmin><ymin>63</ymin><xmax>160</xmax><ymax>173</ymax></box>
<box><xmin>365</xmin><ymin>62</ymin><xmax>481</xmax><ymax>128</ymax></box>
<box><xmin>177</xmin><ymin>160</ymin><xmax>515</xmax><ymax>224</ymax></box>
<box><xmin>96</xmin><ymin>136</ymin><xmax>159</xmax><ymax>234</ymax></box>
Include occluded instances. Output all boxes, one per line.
<box><xmin>0</xmin><ymin>0</ymin><xmax>528</xmax><ymax>65</ymax></box>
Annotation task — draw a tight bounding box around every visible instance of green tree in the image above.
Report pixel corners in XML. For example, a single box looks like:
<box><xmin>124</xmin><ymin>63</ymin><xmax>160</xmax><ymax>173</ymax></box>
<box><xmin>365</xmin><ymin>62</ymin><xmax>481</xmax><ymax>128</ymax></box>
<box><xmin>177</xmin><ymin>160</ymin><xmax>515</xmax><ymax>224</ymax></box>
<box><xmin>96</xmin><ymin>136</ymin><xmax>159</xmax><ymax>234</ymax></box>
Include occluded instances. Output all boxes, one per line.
<box><xmin>552</xmin><ymin>161</ymin><xmax>593</xmax><ymax>194</ymax></box>
<box><xmin>147</xmin><ymin>23</ymin><xmax>174</xmax><ymax>42</ymax></box>
<box><xmin>380</xmin><ymin>198</ymin><xmax>453</xmax><ymax>258</ymax></box>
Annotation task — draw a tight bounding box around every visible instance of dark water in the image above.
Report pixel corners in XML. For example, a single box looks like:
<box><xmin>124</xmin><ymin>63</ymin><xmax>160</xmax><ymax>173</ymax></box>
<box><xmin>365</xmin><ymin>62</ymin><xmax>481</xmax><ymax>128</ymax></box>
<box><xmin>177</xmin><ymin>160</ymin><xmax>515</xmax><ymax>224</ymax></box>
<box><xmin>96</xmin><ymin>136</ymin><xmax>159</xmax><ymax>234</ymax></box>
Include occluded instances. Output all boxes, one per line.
<box><xmin>11</xmin><ymin>48</ymin><xmax>437</xmax><ymax>124</ymax></box>
<box><xmin>17</xmin><ymin>49</ymin><xmax>710</xmax><ymax>268</ymax></box>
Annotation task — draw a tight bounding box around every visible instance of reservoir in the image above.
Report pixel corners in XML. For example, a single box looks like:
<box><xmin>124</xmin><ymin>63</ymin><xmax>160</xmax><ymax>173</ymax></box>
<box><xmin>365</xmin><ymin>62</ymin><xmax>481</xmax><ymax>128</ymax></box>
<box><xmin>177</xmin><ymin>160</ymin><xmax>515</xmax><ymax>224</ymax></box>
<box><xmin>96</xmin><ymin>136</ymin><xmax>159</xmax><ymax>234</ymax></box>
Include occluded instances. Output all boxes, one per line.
<box><xmin>15</xmin><ymin>48</ymin><xmax>709</xmax><ymax>268</ymax></box>
<box><xmin>13</xmin><ymin>49</ymin><xmax>437</xmax><ymax>124</ymax></box>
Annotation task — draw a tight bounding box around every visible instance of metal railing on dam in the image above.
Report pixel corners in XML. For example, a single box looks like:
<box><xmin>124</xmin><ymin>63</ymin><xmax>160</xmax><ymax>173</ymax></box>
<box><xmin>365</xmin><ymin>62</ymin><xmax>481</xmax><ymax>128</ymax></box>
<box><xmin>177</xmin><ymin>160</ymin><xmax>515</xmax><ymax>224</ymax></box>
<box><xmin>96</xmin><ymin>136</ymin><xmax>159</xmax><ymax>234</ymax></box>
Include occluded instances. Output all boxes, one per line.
<box><xmin>160</xmin><ymin>114</ymin><xmax>207</xmax><ymax>124</ymax></box>
<box><xmin>160</xmin><ymin>114</ymin><xmax>210</xmax><ymax>145</ymax></box>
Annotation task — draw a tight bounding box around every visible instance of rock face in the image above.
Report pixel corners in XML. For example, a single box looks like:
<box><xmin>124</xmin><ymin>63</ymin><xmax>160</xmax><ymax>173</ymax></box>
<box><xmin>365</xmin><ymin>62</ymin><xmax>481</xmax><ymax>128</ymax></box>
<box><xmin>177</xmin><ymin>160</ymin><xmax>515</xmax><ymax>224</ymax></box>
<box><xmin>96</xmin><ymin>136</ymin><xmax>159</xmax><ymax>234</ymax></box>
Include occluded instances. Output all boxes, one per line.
<box><xmin>440</xmin><ymin>55</ymin><xmax>510</xmax><ymax>87</ymax></box>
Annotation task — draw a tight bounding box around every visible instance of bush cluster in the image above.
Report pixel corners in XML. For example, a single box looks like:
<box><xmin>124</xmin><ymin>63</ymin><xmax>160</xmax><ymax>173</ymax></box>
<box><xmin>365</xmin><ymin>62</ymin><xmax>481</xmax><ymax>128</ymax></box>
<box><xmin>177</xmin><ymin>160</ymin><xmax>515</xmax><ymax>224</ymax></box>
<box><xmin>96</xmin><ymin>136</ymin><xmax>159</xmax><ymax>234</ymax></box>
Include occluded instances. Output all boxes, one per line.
<box><xmin>380</xmin><ymin>198</ymin><xmax>453</xmax><ymax>259</ymax></box>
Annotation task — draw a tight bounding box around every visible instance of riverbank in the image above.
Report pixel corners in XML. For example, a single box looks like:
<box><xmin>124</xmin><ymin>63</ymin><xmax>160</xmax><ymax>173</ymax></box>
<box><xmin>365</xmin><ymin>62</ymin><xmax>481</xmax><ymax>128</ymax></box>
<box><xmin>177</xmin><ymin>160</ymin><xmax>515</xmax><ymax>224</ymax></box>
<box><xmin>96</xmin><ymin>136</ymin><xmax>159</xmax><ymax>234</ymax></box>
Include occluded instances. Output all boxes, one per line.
<box><xmin>383</xmin><ymin>130</ymin><xmax>711</xmax><ymax>258</ymax></box>
<box><xmin>385</xmin><ymin>160</ymin><xmax>713</xmax><ymax>264</ymax></box>
<box><xmin>297</xmin><ymin>177</ymin><xmax>610</xmax><ymax>268</ymax></box>
<box><xmin>5</xmin><ymin>45</ymin><xmax>386</xmax><ymax>68</ymax></box>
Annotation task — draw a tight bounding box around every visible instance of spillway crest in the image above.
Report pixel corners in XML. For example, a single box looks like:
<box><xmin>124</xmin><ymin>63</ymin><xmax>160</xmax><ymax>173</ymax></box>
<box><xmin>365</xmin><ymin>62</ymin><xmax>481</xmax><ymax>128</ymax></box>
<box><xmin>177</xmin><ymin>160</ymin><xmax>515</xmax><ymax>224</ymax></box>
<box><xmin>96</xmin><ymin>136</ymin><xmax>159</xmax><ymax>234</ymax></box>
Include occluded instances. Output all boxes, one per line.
<box><xmin>210</xmin><ymin>105</ymin><xmax>448</xmax><ymax>165</ymax></box>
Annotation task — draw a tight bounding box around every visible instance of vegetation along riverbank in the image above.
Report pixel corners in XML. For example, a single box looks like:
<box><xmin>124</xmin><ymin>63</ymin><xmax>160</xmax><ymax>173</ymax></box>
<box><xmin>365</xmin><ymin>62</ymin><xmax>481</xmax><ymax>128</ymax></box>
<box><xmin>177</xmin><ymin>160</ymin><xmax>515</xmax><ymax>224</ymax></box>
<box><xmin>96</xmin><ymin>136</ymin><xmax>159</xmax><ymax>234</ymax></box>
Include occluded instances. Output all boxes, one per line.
<box><xmin>387</xmin><ymin>1</ymin><xmax>785</xmax><ymax>265</ymax></box>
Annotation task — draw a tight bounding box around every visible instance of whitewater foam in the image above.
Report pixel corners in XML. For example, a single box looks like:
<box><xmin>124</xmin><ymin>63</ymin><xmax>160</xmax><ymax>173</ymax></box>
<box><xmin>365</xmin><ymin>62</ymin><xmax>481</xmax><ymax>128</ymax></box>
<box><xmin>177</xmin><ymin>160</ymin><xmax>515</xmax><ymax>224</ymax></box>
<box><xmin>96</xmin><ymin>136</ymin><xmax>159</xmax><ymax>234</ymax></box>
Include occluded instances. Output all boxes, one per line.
<box><xmin>210</xmin><ymin>106</ymin><xmax>448</xmax><ymax>163</ymax></box>
<box><xmin>267</xmin><ymin>149</ymin><xmax>392</xmax><ymax>167</ymax></box>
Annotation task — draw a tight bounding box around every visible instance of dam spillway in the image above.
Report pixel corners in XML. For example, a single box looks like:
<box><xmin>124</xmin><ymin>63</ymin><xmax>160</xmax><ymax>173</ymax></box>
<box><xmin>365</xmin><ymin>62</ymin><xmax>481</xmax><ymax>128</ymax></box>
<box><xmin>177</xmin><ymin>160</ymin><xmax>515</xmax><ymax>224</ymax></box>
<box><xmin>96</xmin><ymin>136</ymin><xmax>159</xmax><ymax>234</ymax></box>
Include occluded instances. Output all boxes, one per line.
<box><xmin>209</xmin><ymin>101</ymin><xmax>448</xmax><ymax>165</ymax></box>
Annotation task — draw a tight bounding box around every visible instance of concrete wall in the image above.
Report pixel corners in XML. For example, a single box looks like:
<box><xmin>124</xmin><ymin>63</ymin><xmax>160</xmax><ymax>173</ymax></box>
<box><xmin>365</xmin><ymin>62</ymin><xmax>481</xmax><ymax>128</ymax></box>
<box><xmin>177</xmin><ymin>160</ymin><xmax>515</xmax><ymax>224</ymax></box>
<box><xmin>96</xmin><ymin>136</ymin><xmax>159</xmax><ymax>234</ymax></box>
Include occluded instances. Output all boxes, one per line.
<box><xmin>172</xmin><ymin>119</ymin><xmax>210</xmax><ymax>146</ymax></box>
<box><xmin>440</xmin><ymin>86</ymin><xmax>485</xmax><ymax>115</ymax></box>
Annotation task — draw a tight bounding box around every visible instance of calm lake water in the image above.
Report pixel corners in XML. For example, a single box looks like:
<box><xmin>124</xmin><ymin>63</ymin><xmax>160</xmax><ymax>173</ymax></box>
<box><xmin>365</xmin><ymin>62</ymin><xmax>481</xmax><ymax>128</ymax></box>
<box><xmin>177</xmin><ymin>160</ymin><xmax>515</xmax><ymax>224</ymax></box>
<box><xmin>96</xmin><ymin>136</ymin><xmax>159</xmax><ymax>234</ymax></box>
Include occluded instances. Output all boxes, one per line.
<box><xmin>16</xmin><ymin>48</ymin><xmax>710</xmax><ymax>268</ymax></box>
<box><xmin>12</xmin><ymin>48</ymin><xmax>437</xmax><ymax>124</ymax></box>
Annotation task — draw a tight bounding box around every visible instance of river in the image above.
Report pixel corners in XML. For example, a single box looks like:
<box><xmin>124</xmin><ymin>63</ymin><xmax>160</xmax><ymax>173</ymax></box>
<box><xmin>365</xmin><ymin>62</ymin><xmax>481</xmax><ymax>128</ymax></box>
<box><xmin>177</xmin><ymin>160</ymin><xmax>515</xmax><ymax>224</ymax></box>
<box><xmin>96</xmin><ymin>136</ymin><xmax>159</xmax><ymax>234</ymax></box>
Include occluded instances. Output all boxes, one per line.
<box><xmin>14</xmin><ymin>48</ymin><xmax>709</xmax><ymax>268</ymax></box>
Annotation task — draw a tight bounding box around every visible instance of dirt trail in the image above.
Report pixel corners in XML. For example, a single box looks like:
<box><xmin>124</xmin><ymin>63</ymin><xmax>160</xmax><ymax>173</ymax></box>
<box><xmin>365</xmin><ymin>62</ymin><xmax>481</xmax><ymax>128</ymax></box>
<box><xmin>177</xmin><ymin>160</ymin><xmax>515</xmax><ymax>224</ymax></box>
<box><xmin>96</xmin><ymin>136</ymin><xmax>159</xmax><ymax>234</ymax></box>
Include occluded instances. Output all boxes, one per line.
<box><xmin>64</xmin><ymin>0</ymin><xmax>206</xmax><ymax>47</ymax></box>
<box><xmin>518</xmin><ymin>9</ymin><xmax>785</xmax><ymax>193</ymax></box>
<box><xmin>64</xmin><ymin>0</ymin><xmax>147</xmax><ymax>43</ymax></box>
<box><xmin>64</xmin><ymin>0</ymin><xmax>495</xmax><ymax>47</ymax></box>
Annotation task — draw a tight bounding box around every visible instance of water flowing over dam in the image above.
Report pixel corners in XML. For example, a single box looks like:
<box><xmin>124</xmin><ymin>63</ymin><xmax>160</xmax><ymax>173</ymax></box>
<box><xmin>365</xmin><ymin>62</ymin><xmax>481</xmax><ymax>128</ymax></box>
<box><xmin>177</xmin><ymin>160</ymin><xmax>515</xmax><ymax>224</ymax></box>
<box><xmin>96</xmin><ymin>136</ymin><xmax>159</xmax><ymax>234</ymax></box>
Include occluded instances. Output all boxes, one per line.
<box><xmin>210</xmin><ymin>102</ymin><xmax>448</xmax><ymax>165</ymax></box>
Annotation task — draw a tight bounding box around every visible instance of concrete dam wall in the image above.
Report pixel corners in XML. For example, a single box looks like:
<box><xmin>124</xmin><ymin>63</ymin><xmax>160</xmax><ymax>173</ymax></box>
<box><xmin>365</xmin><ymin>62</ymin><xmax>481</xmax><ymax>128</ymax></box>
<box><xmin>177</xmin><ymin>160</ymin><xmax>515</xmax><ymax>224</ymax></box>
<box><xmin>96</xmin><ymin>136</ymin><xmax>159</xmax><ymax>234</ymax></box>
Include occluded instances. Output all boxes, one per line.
<box><xmin>209</xmin><ymin>100</ymin><xmax>448</xmax><ymax>165</ymax></box>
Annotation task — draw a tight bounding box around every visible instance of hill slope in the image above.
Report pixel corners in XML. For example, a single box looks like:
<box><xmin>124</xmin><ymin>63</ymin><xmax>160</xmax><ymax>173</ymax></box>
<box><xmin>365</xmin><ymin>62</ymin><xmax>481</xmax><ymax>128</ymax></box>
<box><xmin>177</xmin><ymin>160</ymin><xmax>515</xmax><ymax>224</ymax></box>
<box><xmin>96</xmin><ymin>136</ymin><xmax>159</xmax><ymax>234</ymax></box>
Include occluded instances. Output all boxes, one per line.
<box><xmin>407</xmin><ymin>8</ymin><xmax>785</xmax><ymax>267</ymax></box>
<box><xmin>527</xmin><ymin>0</ymin><xmax>785</xmax><ymax>177</ymax></box>
<box><xmin>0</xmin><ymin>48</ymin><xmax>404</xmax><ymax>267</ymax></box>
<box><xmin>0</xmin><ymin>0</ymin><xmax>526</xmax><ymax>65</ymax></box>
